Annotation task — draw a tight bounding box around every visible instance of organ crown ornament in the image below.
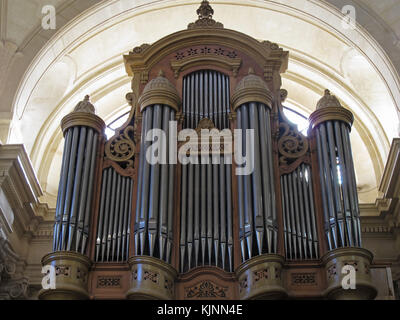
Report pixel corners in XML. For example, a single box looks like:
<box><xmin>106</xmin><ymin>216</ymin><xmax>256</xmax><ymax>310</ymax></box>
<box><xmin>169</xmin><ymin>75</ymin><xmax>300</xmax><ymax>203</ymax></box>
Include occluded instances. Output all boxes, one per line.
<box><xmin>73</xmin><ymin>95</ymin><xmax>95</xmax><ymax>114</ymax></box>
<box><xmin>232</xmin><ymin>67</ymin><xmax>272</xmax><ymax>109</ymax></box>
<box><xmin>316</xmin><ymin>89</ymin><xmax>342</xmax><ymax>109</ymax></box>
<box><xmin>309</xmin><ymin>89</ymin><xmax>354</xmax><ymax>129</ymax></box>
<box><xmin>138</xmin><ymin>70</ymin><xmax>181</xmax><ymax>112</ymax></box>
<box><xmin>188</xmin><ymin>0</ymin><xmax>224</xmax><ymax>29</ymax></box>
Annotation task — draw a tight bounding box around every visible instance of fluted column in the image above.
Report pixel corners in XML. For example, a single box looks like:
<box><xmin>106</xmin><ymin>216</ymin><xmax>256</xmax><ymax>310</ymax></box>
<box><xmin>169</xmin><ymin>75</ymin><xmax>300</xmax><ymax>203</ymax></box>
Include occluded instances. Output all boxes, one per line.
<box><xmin>232</xmin><ymin>69</ymin><xmax>286</xmax><ymax>300</ymax></box>
<box><xmin>39</xmin><ymin>96</ymin><xmax>105</xmax><ymax>300</ymax></box>
<box><xmin>128</xmin><ymin>71</ymin><xmax>180</xmax><ymax>300</ymax></box>
<box><xmin>310</xmin><ymin>89</ymin><xmax>376</xmax><ymax>300</ymax></box>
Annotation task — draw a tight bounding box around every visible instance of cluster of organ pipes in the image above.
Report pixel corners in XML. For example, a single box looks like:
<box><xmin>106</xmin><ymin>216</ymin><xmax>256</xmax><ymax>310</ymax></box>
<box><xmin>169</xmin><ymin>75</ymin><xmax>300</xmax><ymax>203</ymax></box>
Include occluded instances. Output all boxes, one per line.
<box><xmin>134</xmin><ymin>105</ymin><xmax>176</xmax><ymax>263</ymax></box>
<box><xmin>236</xmin><ymin>103</ymin><xmax>277</xmax><ymax>262</ymax></box>
<box><xmin>281</xmin><ymin>164</ymin><xmax>319</xmax><ymax>260</ymax></box>
<box><xmin>53</xmin><ymin>125</ymin><xmax>98</xmax><ymax>254</ymax></box>
<box><xmin>95</xmin><ymin>168</ymin><xmax>133</xmax><ymax>262</ymax></box>
<box><xmin>315</xmin><ymin>120</ymin><xmax>362</xmax><ymax>249</ymax></box>
<box><xmin>180</xmin><ymin>70</ymin><xmax>233</xmax><ymax>272</ymax></box>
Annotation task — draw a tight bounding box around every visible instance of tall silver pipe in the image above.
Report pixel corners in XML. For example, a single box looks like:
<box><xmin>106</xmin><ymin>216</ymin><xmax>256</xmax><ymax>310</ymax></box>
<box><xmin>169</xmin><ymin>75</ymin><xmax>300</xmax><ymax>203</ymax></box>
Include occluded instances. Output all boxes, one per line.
<box><xmin>241</xmin><ymin>106</ymin><xmax>254</xmax><ymax>259</ymax></box>
<box><xmin>116</xmin><ymin>177</ymin><xmax>126</xmax><ymax>261</ymax></box>
<box><xmin>135</xmin><ymin>108</ymin><xmax>148</xmax><ymax>255</ymax></box>
<box><xmin>159</xmin><ymin>107</ymin><xmax>170</xmax><ymax>260</ymax></box>
<box><xmin>187</xmin><ymin>163</ymin><xmax>194</xmax><ymax>269</ymax></box>
<box><xmin>264</xmin><ymin>107</ymin><xmax>277</xmax><ymax>251</ymax></box>
<box><xmin>226</xmin><ymin>163</ymin><xmax>233</xmax><ymax>271</ymax></box>
<box><xmin>68</xmin><ymin>127</ymin><xmax>87</xmax><ymax>251</ymax></box>
<box><xmin>258</xmin><ymin>103</ymin><xmax>273</xmax><ymax>252</ymax></box>
<box><xmin>249</xmin><ymin>102</ymin><xmax>264</xmax><ymax>254</ymax></box>
<box><xmin>334</xmin><ymin>121</ymin><xmax>353</xmax><ymax>246</ymax></box>
<box><xmin>60</xmin><ymin>126</ymin><xmax>80</xmax><ymax>251</ymax></box>
<box><xmin>318</xmin><ymin>124</ymin><xmax>338</xmax><ymax>248</ymax></box>
<box><xmin>236</xmin><ymin>108</ymin><xmax>246</xmax><ymax>262</ymax></box>
<box><xmin>76</xmin><ymin>129</ymin><xmax>94</xmax><ymax>252</ymax></box>
<box><xmin>54</xmin><ymin>129</ymin><xmax>72</xmax><ymax>251</ymax></box>
<box><xmin>200</xmin><ymin>162</ymin><xmax>207</xmax><ymax>265</ymax></box>
<box><xmin>219</xmin><ymin>155</ymin><xmax>227</xmax><ymax>270</ymax></box>
<box><xmin>283</xmin><ymin>175</ymin><xmax>293</xmax><ymax>259</ymax></box>
<box><xmin>300</xmin><ymin>165</ymin><xmax>313</xmax><ymax>258</ymax></box>
<box><xmin>326</xmin><ymin>121</ymin><xmax>345</xmax><ymax>246</ymax></box>
<box><xmin>316</xmin><ymin>128</ymin><xmax>333</xmax><ymax>250</ymax></box>
<box><xmin>212</xmin><ymin>162</ymin><xmax>220</xmax><ymax>266</ymax></box>
<box><xmin>166</xmin><ymin>111</ymin><xmax>176</xmax><ymax>263</ymax></box>
<box><xmin>106</xmin><ymin>169</ymin><xmax>117</xmax><ymax>261</ymax></box>
<box><xmin>291</xmin><ymin>172</ymin><xmax>303</xmax><ymax>258</ymax></box>
<box><xmin>306</xmin><ymin>165</ymin><xmax>319</xmax><ymax>257</ymax></box>
<box><xmin>125</xmin><ymin>179</ymin><xmax>133</xmax><ymax>261</ymax></box>
<box><xmin>194</xmin><ymin>161</ymin><xmax>200</xmax><ymax>267</ymax></box>
<box><xmin>341</xmin><ymin>122</ymin><xmax>361</xmax><ymax>246</ymax></box>
<box><xmin>111</xmin><ymin>174</ymin><xmax>122</xmax><ymax>260</ymax></box>
<box><xmin>148</xmin><ymin>105</ymin><xmax>162</xmax><ymax>256</ymax></box>
<box><xmin>95</xmin><ymin>169</ymin><xmax>108</xmax><ymax>261</ymax></box>
<box><xmin>81</xmin><ymin>132</ymin><xmax>98</xmax><ymax>254</ymax></box>
<box><xmin>139</xmin><ymin>107</ymin><xmax>154</xmax><ymax>254</ymax></box>
<box><xmin>206</xmin><ymin>154</ymin><xmax>213</xmax><ymax>264</ymax></box>
<box><xmin>180</xmin><ymin>163</ymin><xmax>188</xmax><ymax>272</ymax></box>
<box><xmin>287</xmin><ymin>172</ymin><xmax>297</xmax><ymax>258</ymax></box>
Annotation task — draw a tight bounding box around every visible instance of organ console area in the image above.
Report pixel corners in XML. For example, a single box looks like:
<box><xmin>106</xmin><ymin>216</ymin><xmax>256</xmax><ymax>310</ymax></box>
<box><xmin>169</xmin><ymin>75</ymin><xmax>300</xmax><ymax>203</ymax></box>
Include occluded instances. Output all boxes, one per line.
<box><xmin>39</xmin><ymin>1</ymin><xmax>377</xmax><ymax>300</ymax></box>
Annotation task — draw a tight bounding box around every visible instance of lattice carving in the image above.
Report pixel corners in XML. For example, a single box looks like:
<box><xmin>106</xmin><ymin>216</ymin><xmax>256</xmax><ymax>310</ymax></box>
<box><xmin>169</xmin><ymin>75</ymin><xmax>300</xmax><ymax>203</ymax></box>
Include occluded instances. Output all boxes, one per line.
<box><xmin>291</xmin><ymin>273</ymin><xmax>317</xmax><ymax>285</ymax></box>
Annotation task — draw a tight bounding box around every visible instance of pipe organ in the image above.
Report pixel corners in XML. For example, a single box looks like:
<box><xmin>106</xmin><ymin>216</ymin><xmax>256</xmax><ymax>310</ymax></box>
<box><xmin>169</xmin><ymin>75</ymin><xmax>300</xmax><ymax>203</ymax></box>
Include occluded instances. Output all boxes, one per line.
<box><xmin>39</xmin><ymin>1</ymin><xmax>377</xmax><ymax>300</ymax></box>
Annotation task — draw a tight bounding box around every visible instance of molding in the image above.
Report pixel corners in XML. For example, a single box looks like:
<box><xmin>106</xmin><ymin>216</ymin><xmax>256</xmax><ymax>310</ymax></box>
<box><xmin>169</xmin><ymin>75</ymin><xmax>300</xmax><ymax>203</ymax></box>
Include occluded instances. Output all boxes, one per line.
<box><xmin>0</xmin><ymin>144</ymin><xmax>43</xmax><ymax>238</ymax></box>
<box><xmin>61</xmin><ymin>112</ymin><xmax>106</xmax><ymax>135</ymax></box>
<box><xmin>309</xmin><ymin>107</ymin><xmax>354</xmax><ymax>130</ymax></box>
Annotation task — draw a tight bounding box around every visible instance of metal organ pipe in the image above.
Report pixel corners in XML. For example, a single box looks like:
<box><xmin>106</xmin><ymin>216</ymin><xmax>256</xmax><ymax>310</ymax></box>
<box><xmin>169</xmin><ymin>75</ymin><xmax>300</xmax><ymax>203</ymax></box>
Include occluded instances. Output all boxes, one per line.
<box><xmin>53</xmin><ymin>107</ymin><xmax>104</xmax><ymax>256</ymax></box>
<box><xmin>281</xmin><ymin>164</ymin><xmax>319</xmax><ymax>260</ymax></box>
<box><xmin>180</xmin><ymin>70</ymin><xmax>233</xmax><ymax>272</ymax></box>
<box><xmin>235</xmin><ymin>101</ymin><xmax>277</xmax><ymax>262</ymax></box>
<box><xmin>310</xmin><ymin>94</ymin><xmax>362</xmax><ymax>251</ymax></box>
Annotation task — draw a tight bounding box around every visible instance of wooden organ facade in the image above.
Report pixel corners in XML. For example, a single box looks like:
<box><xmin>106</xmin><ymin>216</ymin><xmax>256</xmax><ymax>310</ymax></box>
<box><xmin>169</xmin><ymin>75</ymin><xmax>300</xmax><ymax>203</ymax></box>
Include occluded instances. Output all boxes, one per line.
<box><xmin>39</xmin><ymin>1</ymin><xmax>377</xmax><ymax>300</ymax></box>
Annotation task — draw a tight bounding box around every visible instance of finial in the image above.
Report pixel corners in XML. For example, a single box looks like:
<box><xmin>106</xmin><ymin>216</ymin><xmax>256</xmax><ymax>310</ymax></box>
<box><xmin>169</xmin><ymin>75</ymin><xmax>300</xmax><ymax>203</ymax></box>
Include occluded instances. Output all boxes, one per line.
<box><xmin>158</xmin><ymin>70</ymin><xmax>165</xmax><ymax>77</ymax></box>
<box><xmin>316</xmin><ymin>89</ymin><xmax>342</xmax><ymax>110</ymax></box>
<box><xmin>188</xmin><ymin>0</ymin><xmax>223</xmax><ymax>29</ymax></box>
<box><xmin>248</xmin><ymin>67</ymin><xmax>255</xmax><ymax>75</ymax></box>
<box><xmin>73</xmin><ymin>94</ymin><xmax>95</xmax><ymax>114</ymax></box>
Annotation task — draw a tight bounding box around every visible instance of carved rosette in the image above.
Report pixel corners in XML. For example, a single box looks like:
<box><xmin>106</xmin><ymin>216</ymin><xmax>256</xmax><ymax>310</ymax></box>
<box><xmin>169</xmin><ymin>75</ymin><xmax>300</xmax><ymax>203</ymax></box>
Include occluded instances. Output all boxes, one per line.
<box><xmin>232</xmin><ymin>68</ymin><xmax>272</xmax><ymax>110</ymax></box>
<box><xmin>126</xmin><ymin>256</ymin><xmax>178</xmax><ymax>300</ymax></box>
<box><xmin>322</xmin><ymin>247</ymin><xmax>377</xmax><ymax>300</ymax></box>
<box><xmin>138</xmin><ymin>71</ymin><xmax>181</xmax><ymax>112</ymax></box>
<box><xmin>38</xmin><ymin>251</ymin><xmax>91</xmax><ymax>300</ymax></box>
<box><xmin>235</xmin><ymin>254</ymin><xmax>287</xmax><ymax>300</ymax></box>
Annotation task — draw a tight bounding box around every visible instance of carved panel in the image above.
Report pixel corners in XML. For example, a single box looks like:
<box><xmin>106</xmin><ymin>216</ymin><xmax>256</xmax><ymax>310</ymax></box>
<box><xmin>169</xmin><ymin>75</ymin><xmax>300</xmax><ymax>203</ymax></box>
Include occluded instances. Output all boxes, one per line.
<box><xmin>291</xmin><ymin>273</ymin><xmax>317</xmax><ymax>286</ymax></box>
<box><xmin>105</xmin><ymin>125</ymin><xmax>136</xmax><ymax>169</ymax></box>
<box><xmin>55</xmin><ymin>265</ymin><xmax>70</xmax><ymax>277</ymax></box>
<box><xmin>185</xmin><ymin>280</ymin><xmax>228</xmax><ymax>298</ymax></box>
<box><xmin>97</xmin><ymin>276</ymin><xmax>122</xmax><ymax>288</ymax></box>
<box><xmin>278</xmin><ymin>122</ymin><xmax>308</xmax><ymax>165</ymax></box>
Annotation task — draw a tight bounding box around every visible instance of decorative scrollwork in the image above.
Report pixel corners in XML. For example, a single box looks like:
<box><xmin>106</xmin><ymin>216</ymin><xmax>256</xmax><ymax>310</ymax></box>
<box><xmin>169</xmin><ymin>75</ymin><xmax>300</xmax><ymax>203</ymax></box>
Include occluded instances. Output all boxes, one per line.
<box><xmin>105</xmin><ymin>125</ymin><xmax>136</xmax><ymax>168</ymax></box>
<box><xmin>278</xmin><ymin>122</ymin><xmax>308</xmax><ymax>165</ymax></box>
